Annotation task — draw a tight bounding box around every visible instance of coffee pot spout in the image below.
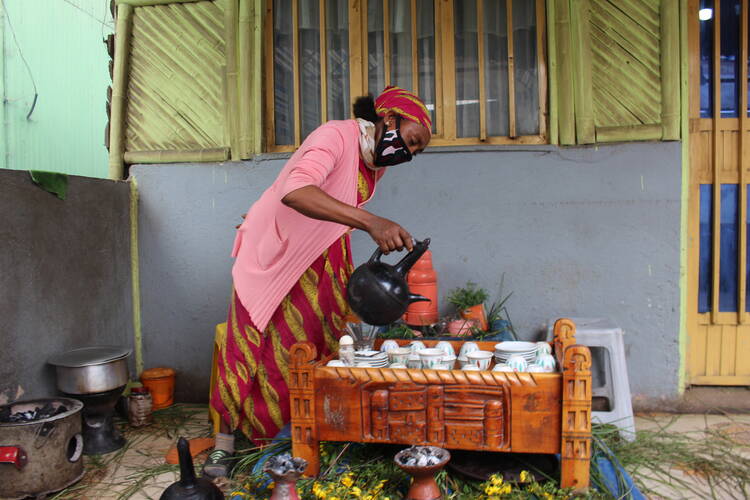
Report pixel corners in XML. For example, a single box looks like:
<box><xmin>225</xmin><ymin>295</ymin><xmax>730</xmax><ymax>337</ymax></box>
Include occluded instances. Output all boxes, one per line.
<box><xmin>408</xmin><ymin>293</ymin><xmax>431</xmax><ymax>304</ymax></box>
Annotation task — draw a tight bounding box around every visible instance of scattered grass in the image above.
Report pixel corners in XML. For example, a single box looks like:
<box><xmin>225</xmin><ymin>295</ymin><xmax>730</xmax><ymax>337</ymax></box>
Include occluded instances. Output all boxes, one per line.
<box><xmin>594</xmin><ymin>416</ymin><xmax>750</xmax><ymax>499</ymax></box>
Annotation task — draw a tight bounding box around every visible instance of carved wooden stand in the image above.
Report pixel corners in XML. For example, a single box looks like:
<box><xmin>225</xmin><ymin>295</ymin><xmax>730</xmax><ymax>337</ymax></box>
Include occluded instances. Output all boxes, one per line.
<box><xmin>290</xmin><ymin>318</ymin><xmax>591</xmax><ymax>490</ymax></box>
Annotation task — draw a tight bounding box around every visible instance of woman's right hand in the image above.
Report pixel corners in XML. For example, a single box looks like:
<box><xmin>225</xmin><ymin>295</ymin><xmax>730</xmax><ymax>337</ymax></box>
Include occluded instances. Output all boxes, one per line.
<box><xmin>365</xmin><ymin>215</ymin><xmax>414</xmax><ymax>254</ymax></box>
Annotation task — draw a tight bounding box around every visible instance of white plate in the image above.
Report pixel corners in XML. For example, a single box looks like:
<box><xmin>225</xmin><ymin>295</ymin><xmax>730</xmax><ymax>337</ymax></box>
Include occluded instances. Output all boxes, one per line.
<box><xmin>494</xmin><ymin>341</ymin><xmax>537</xmax><ymax>352</ymax></box>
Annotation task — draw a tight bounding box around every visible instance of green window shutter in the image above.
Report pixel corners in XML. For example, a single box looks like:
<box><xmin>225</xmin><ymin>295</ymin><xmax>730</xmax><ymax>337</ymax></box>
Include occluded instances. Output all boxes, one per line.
<box><xmin>549</xmin><ymin>0</ymin><xmax>680</xmax><ymax>145</ymax></box>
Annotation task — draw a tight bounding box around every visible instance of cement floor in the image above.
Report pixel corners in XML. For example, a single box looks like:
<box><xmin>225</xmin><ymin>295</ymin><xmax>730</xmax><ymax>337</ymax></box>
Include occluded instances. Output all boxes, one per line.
<box><xmin>39</xmin><ymin>407</ymin><xmax>750</xmax><ymax>500</ymax></box>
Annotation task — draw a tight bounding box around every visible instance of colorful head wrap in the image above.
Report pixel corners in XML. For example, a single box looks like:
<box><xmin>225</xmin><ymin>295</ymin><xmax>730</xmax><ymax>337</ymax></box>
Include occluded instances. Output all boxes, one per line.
<box><xmin>375</xmin><ymin>86</ymin><xmax>432</xmax><ymax>133</ymax></box>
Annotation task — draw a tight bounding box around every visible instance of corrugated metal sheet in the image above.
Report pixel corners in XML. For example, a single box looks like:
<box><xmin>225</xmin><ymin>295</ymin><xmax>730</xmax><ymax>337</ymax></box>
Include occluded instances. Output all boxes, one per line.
<box><xmin>125</xmin><ymin>0</ymin><xmax>228</xmax><ymax>152</ymax></box>
<box><xmin>1</xmin><ymin>0</ymin><xmax>113</xmax><ymax>178</ymax></box>
<box><xmin>589</xmin><ymin>0</ymin><xmax>662</xmax><ymax>128</ymax></box>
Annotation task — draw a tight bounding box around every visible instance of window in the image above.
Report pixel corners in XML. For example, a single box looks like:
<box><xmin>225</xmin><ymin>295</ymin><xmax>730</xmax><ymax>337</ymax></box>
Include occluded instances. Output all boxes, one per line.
<box><xmin>265</xmin><ymin>0</ymin><xmax>547</xmax><ymax>151</ymax></box>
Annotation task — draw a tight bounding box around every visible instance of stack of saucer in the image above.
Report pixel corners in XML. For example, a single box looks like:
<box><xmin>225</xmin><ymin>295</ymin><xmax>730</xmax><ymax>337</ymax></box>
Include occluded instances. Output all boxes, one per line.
<box><xmin>494</xmin><ymin>341</ymin><xmax>537</xmax><ymax>364</ymax></box>
<box><xmin>354</xmin><ymin>350</ymin><xmax>389</xmax><ymax>368</ymax></box>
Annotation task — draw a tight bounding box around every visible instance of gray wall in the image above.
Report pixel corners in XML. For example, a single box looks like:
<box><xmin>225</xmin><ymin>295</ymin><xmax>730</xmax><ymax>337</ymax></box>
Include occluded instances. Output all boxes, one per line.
<box><xmin>132</xmin><ymin>141</ymin><xmax>681</xmax><ymax>402</ymax></box>
<box><xmin>0</xmin><ymin>170</ymin><xmax>133</xmax><ymax>403</ymax></box>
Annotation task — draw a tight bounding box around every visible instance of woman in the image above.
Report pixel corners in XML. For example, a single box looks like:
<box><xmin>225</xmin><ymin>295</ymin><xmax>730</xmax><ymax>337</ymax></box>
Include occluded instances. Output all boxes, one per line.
<box><xmin>205</xmin><ymin>86</ymin><xmax>432</xmax><ymax>477</ymax></box>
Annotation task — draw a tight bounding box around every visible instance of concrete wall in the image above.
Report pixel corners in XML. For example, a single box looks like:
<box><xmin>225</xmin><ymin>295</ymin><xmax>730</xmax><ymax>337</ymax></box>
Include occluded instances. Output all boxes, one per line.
<box><xmin>132</xmin><ymin>141</ymin><xmax>682</xmax><ymax>402</ymax></box>
<box><xmin>0</xmin><ymin>170</ymin><xmax>133</xmax><ymax>403</ymax></box>
<box><xmin>1</xmin><ymin>0</ymin><xmax>113</xmax><ymax>178</ymax></box>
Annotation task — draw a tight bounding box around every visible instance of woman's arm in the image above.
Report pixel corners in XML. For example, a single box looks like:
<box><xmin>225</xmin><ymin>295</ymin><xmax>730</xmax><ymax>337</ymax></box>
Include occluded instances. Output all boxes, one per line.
<box><xmin>282</xmin><ymin>185</ymin><xmax>414</xmax><ymax>253</ymax></box>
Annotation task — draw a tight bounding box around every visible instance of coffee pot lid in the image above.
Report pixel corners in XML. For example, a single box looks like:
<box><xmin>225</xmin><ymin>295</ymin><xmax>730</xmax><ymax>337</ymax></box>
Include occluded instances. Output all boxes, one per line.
<box><xmin>48</xmin><ymin>346</ymin><xmax>132</xmax><ymax>367</ymax></box>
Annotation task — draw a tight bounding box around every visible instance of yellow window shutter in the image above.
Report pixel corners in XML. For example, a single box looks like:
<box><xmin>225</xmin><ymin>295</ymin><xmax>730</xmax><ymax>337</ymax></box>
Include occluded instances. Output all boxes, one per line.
<box><xmin>549</xmin><ymin>0</ymin><xmax>680</xmax><ymax>145</ymax></box>
<box><xmin>109</xmin><ymin>0</ymin><xmax>263</xmax><ymax>177</ymax></box>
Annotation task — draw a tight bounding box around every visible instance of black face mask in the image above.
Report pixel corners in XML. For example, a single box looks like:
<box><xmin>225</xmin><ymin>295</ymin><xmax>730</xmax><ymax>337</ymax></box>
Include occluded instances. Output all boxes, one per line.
<box><xmin>374</xmin><ymin>117</ymin><xmax>413</xmax><ymax>167</ymax></box>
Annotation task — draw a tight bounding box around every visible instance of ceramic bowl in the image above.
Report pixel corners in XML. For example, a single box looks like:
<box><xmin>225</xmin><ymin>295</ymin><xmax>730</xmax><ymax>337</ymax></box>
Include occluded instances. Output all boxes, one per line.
<box><xmin>466</xmin><ymin>350</ymin><xmax>493</xmax><ymax>370</ymax></box>
<box><xmin>380</xmin><ymin>340</ymin><xmax>400</xmax><ymax>353</ymax></box>
<box><xmin>409</xmin><ymin>341</ymin><xmax>426</xmax><ymax>354</ymax></box>
<box><xmin>506</xmin><ymin>354</ymin><xmax>528</xmax><ymax>372</ymax></box>
<box><xmin>388</xmin><ymin>347</ymin><xmax>412</xmax><ymax>365</ymax></box>
<box><xmin>407</xmin><ymin>354</ymin><xmax>421</xmax><ymax>369</ymax></box>
<box><xmin>492</xmin><ymin>364</ymin><xmax>514</xmax><ymax>372</ymax></box>
<box><xmin>536</xmin><ymin>342</ymin><xmax>552</xmax><ymax>357</ymax></box>
<box><xmin>457</xmin><ymin>356</ymin><xmax>470</xmax><ymax>369</ymax></box>
<box><xmin>435</xmin><ymin>341</ymin><xmax>456</xmax><ymax>358</ymax></box>
<box><xmin>536</xmin><ymin>353</ymin><xmax>557</xmax><ymax>372</ymax></box>
<box><xmin>389</xmin><ymin>363</ymin><xmax>407</xmax><ymax>369</ymax></box>
<box><xmin>458</xmin><ymin>341</ymin><xmax>480</xmax><ymax>358</ymax></box>
<box><xmin>327</xmin><ymin>360</ymin><xmax>346</xmax><ymax>367</ymax></box>
<box><xmin>462</xmin><ymin>365</ymin><xmax>481</xmax><ymax>371</ymax></box>
<box><xmin>527</xmin><ymin>365</ymin><xmax>546</xmax><ymax>373</ymax></box>
<box><xmin>418</xmin><ymin>348</ymin><xmax>444</xmax><ymax>369</ymax></box>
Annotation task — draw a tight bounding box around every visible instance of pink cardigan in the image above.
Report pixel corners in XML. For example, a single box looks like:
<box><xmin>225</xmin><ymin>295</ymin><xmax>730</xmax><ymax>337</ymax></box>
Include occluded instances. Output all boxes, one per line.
<box><xmin>231</xmin><ymin>120</ymin><xmax>383</xmax><ymax>331</ymax></box>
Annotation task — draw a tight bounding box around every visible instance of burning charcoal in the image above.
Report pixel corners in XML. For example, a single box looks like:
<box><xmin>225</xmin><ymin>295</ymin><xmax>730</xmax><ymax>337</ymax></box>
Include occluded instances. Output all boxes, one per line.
<box><xmin>37</xmin><ymin>402</ymin><xmax>56</xmax><ymax>419</ymax></box>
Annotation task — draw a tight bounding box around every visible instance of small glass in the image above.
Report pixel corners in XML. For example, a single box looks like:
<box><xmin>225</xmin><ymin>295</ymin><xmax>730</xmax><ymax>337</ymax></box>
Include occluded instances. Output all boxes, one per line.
<box><xmin>345</xmin><ymin>322</ymin><xmax>379</xmax><ymax>352</ymax></box>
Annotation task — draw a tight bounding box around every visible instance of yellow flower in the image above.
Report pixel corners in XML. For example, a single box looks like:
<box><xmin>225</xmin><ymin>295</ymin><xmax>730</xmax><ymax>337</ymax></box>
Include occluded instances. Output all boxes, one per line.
<box><xmin>351</xmin><ymin>486</ymin><xmax>362</xmax><ymax>497</ymax></box>
<box><xmin>499</xmin><ymin>483</ymin><xmax>512</xmax><ymax>494</ymax></box>
<box><xmin>519</xmin><ymin>470</ymin><xmax>531</xmax><ymax>483</ymax></box>
<box><xmin>485</xmin><ymin>485</ymin><xmax>501</xmax><ymax>495</ymax></box>
<box><xmin>543</xmin><ymin>493</ymin><xmax>554</xmax><ymax>500</ymax></box>
<box><xmin>340</xmin><ymin>474</ymin><xmax>354</xmax><ymax>488</ymax></box>
<box><xmin>490</xmin><ymin>474</ymin><xmax>503</xmax><ymax>486</ymax></box>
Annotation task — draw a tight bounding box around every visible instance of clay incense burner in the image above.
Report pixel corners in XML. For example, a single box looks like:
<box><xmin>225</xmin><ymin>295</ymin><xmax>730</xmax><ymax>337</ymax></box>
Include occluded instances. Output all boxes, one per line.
<box><xmin>394</xmin><ymin>446</ymin><xmax>451</xmax><ymax>500</ymax></box>
<box><xmin>263</xmin><ymin>452</ymin><xmax>307</xmax><ymax>500</ymax></box>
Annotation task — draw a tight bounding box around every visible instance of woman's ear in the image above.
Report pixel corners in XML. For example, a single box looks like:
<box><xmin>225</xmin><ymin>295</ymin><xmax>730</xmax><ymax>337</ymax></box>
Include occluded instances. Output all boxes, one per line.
<box><xmin>382</xmin><ymin>112</ymin><xmax>398</xmax><ymax>130</ymax></box>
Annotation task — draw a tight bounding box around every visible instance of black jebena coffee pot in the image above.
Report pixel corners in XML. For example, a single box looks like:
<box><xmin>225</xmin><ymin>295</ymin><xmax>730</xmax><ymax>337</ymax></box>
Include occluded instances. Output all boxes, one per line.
<box><xmin>160</xmin><ymin>437</ymin><xmax>224</xmax><ymax>500</ymax></box>
<box><xmin>347</xmin><ymin>239</ymin><xmax>432</xmax><ymax>325</ymax></box>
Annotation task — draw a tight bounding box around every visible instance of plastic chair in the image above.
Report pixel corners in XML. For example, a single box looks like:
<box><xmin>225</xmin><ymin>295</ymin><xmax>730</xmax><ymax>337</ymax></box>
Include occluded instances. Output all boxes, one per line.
<box><xmin>208</xmin><ymin>322</ymin><xmax>227</xmax><ymax>436</ymax></box>
<box><xmin>547</xmin><ymin>318</ymin><xmax>635</xmax><ymax>441</ymax></box>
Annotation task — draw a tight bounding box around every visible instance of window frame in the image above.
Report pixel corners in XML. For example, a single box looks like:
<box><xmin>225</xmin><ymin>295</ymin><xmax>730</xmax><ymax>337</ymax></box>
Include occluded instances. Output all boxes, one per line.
<box><xmin>263</xmin><ymin>0</ymin><xmax>548</xmax><ymax>152</ymax></box>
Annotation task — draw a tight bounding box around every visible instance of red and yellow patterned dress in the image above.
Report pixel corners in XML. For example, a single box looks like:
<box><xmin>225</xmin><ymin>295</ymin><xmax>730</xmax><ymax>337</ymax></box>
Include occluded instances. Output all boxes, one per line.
<box><xmin>211</xmin><ymin>159</ymin><xmax>376</xmax><ymax>442</ymax></box>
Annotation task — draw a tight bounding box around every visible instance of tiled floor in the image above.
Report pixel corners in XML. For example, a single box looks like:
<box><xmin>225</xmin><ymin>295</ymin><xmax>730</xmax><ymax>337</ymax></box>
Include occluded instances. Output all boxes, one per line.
<box><xmin>631</xmin><ymin>413</ymin><xmax>750</xmax><ymax>500</ymax></box>
<box><xmin>37</xmin><ymin>408</ymin><xmax>750</xmax><ymax>500</ymax></box>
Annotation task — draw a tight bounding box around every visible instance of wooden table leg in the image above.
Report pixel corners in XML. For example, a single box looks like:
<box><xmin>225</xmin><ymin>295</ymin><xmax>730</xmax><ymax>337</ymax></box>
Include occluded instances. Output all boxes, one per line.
<box><xmin>289</xmin><ymin>342</ymin><xmax>320</xmax><ymax>476</ymax></box>
<box><xmin>560</xmin><ymin>344</ymin><xmax>592</xmax><ymax>491</ymax></box>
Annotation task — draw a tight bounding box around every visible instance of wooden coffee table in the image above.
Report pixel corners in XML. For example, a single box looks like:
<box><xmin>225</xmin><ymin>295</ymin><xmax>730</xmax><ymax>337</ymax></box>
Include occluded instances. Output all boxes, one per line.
<box><xmin>289</xmin><ymin>318</ymin><xmax>592</xmax><ymax>490</ymax></box>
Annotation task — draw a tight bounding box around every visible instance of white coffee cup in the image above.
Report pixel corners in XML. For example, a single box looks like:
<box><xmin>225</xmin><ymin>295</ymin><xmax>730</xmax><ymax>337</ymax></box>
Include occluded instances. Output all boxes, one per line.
<box><xmin>435</xmin><ymin>341</ymin><xmax>456</xmax><ymax>358</ymax></box>
<box><xmin>418</xmin><ymin>348</ymin><xmax>444</xmax><ymax>369</ymax></box>
<box><xmin>466</xmin><ymin>350</ymin><xmax>493</xmax><ymax>370</ymax></box>
<box><xmin>409</xmin><ymin>341</ymin><xmax>426</xmax><ymax>354</ymax></box>
<box><xmin>536</xmin><ymin>353</ymin><xmax>557</xmax><ymax>372</ymax></box>
<box><xmin>327</xmin><ymin>360</ymin><xmax>346</xmax><ymax>367</ymax></box>
<box><xmin>536</xmin><ymin>341</ymin><xmax>552</xmax><ymax>357</ymax></box>
<box><xmin>388</xmin><ymin>347</ymin><xmax>412</xmax><ymax>365</ymax></box>
<box><xmin>407</xmin><ymin>354</ymin><xmax>421</xmax><ymax>369</ymax></box>
<box><xmin>380</xmin><ymin>340</ymin><xmax>400</xmax><ymax>353</ymax></box>
<box><xmin>458</xmin><ymin>341</ymin><xmax>480</xmax><ymax>358</ymax></box>
<box><xmin>506</xmin><ymin>354</ymin><xmax>528</xmax><ymax>372</ymax></box>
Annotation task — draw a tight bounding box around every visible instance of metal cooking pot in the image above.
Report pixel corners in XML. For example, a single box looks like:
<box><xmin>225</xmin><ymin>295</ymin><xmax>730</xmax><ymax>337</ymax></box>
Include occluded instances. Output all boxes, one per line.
<box><xmin>48</xmin><ymin>346</ymin><xmax>131</xmax><ymax>395</ymax></box>
<box><xmin>0</xmin><ymin>397</ymin><xmax>84</xmax><ymax>499</ymax></box>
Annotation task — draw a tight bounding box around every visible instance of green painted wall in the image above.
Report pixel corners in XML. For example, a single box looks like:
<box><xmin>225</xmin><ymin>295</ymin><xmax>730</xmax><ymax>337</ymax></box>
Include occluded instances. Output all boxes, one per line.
<box><xmin>1</xmin><ymin>0</ymin><xmax>113</xmax><ymax>179</ymax></box>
